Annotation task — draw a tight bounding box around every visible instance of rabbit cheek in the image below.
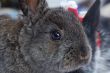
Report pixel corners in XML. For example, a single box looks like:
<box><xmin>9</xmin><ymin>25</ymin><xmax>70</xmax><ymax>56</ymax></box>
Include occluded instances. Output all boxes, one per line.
<box><xmin>41</xmin><ymin>40</ymin><xmax>61</xmax><ymax>61</ymax></box>
<box><xmin>47</xmin><ymin>41</ymin><xmax>58</xmax><ymax>53</ymax></box>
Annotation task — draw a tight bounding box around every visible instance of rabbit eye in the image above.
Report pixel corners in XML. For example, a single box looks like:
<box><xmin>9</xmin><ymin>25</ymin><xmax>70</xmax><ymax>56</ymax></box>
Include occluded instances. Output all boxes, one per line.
<box><xmin>50</xmin><ymin>30</ymin><xmax>62</xmax><ymax>40</ymax></box>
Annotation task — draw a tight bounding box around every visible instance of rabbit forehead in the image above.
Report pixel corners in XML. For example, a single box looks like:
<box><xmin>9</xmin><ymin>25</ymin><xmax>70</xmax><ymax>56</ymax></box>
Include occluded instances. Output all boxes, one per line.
<box><xmin>43</xmin><ymin>8</ymin><xmax>81</xmax><ymax>30</ymax></box>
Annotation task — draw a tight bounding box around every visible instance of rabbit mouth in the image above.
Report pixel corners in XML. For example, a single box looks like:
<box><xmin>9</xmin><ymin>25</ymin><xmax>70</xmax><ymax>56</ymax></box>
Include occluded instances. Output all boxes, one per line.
<box><xmin>58</xmin><ymin>59</ymin><xmax>90</xmax><ymax>72</ymax></box>
<box><xmin>58</xmin><ymin>51</ymin><xmax>91</xmax><ymax>72</ymax></box>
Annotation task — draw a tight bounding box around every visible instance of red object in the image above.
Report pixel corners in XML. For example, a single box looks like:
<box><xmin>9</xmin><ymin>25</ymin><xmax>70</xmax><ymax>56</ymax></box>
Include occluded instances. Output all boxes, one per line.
<box><xmin>96</xmin><ymin>32</ymin><xmax>101</xmax><ymax>48</ymax></box>
<box><xmin>68</xmin><ymin>7</ymin><xmax>83</xmax><ymax>22</ymax></box>
<box><xmin>79</xmin><ymin>16</ymin><xmax>83</xmax><ymax>22</ymax></box>
<box><xmin>68</xmin><ymin>7</ymin><xmax>79</xmax><ymax>17</ymax></box>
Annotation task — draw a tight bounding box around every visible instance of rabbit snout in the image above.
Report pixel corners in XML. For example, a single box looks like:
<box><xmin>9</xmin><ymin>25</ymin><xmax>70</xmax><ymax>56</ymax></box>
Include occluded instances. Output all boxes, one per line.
<box><xmin>79</xmin><ymin>46</ymin><xmax>90</xmax><ymax>60</ymax></box>
<box><xmin>59</xmin><ymin>44</ymin><xmax>91</xmax><ymax>72</ymax></box>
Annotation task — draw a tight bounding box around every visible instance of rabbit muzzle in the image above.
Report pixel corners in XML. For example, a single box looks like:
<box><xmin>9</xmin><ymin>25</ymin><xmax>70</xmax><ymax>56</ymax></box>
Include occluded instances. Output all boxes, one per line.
<box><xmin>58</xmin><ymin>45</ymin><xmax>92</xmax><ymax>72</ymax></box>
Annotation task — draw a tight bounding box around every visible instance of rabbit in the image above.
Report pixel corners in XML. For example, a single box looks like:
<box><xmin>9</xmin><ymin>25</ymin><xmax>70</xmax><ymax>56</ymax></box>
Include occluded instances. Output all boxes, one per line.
<box><xmin>0</xmin><ymin>0</ymin><xmax>100</xmax><ymax>73</ymax></box>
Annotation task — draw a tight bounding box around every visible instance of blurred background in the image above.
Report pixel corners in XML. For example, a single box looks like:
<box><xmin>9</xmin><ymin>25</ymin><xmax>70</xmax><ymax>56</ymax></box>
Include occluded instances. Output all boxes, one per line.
<box><xmin>0</xmin><ymin>0</ymin><xmax>110</xmax><ymax>73</ymax></box>
<box><xmin>0</xmin><ymin>0</ymin><xmax>110</xmax><ymax>18</ymax></box>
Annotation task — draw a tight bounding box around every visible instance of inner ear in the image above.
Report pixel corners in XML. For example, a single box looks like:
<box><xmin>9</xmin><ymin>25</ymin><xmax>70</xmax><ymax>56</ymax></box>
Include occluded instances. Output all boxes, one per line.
<box><xmin>19</xmin><ymin>0</ymin><xmax>41</xmax><ymax>16</ymax></box>
<box><xmin>27</xmin><ymin>0</ymin><xmax>39</xmax><ymax>13</ymax></box>
<box><xmin>19</xmin><ymin>0</ymin><xmax>48</xmax><ymax>19</ymax></box>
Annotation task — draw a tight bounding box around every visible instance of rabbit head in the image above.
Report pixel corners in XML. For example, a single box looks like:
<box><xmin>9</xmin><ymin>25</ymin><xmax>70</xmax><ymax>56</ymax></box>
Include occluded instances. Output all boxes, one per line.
<box><xmin>19</xmin><ymin>0</ymin><xmax>100</xmax><ymax>73</ymax></box>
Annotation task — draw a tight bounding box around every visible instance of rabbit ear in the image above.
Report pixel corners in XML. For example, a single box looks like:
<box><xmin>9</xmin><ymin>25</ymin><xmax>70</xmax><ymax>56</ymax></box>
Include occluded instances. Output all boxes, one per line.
<box><xmin>82</xmin><ymin>0</ymin><xmax>100</xmax><ymax>37</ymax></box>
<box><xmin>82</xmin><ymin>0</ymin><xmax>100</xmax><ymax>56</ymax></box>
<box><xmin>19</xmin><ymin>0</ymin><xmax>47</xmax><ymax>17</ymax></box>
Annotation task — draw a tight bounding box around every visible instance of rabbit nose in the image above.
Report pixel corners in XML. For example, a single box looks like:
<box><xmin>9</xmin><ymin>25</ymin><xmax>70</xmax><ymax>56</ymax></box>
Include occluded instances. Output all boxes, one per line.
<box><xmin>79</xmin><ymin>47</ymin><xmax>90</xmax><ymax>60</ymax></box>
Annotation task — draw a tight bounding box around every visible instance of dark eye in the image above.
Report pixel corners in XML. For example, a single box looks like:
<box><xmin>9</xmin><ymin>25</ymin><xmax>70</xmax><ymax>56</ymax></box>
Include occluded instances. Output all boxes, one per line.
<box><xmin>50</xmin><ymin>30</ymin><xmax>62</xmax><ymax>40</ymax></box>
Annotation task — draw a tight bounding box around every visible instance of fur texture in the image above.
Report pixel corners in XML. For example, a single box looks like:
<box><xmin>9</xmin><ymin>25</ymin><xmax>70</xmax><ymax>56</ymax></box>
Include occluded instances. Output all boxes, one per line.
<box><xmin>0</xmin><ymin>0</ymin><xmax>100</xmax><ymax>73</ymax></box>
<box><xmin>94</xmin><ymin>17</ymin><xmax>110</xmax><ymax>73</ymax></box>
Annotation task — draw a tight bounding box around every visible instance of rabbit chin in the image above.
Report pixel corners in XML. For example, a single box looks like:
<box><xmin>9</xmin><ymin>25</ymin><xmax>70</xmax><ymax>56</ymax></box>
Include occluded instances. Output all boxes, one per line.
<box><xmin>58</xmin><ymin>58</ymin><xmax>91</xmax><ymax>72</ymax></box>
